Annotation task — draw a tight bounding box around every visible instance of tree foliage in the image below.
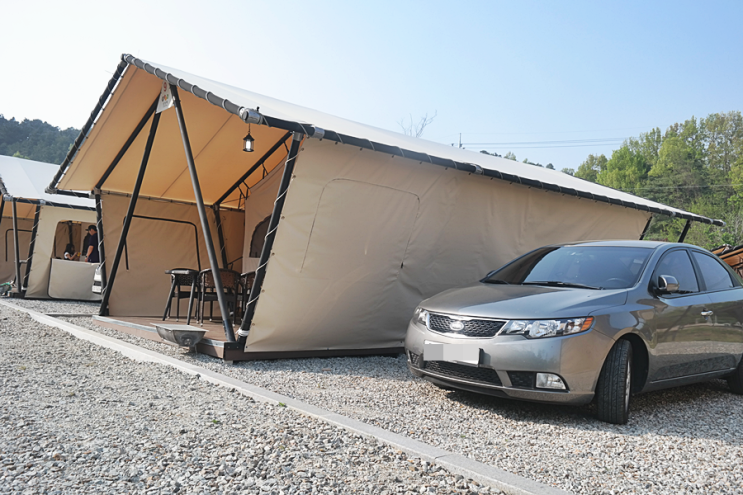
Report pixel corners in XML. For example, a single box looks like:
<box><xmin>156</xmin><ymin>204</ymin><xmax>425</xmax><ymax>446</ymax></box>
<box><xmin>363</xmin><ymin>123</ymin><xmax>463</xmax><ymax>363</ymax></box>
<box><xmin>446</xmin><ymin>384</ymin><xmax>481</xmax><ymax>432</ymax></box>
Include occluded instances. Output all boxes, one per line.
<box><xmin>0</xmin><ymin>115</ymin><xmax>79</xmax><ymax>164</ymax></box>
<box><xmin>576</xmin><ymin>111</ymin><xmax>743</xmax><ymax>249</ymax></box>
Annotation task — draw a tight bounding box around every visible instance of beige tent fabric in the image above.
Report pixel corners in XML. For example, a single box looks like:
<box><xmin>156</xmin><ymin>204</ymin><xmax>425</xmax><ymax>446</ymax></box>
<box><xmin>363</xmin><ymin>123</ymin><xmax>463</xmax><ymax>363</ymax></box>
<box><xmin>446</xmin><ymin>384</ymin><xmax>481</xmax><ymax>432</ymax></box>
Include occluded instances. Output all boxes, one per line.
<box><xmin>241</xmin><ymin>163</ymin><xmax>285</xmax><ymax>265</ymax></box>
<box><xmin>57</xmin><ymin>67</ymin><xmax>291</xmax><ymax>207</ymax></box>
<box><xmin>245</xmin><ymin>140</ymin><xmax>651</xmax><ymax>352</ymax></box>
<box><xmin>101</xmin><ymin>193</ymin><xmax>244</xmax><ymax>317</ymax></box>
<box><xmin>0</xmin><ymin>216</ymin><xmax>33</xmax><ymax>283</ymax></box>
<box><xmin>48</xmin><ymin>259</ymin><xmax>101</xmax><ymax>301</ymax></box>
<box><xmin>25</xmin><ymin>205</ymin><xmax>97</xmax><ymax>299</ymax></box>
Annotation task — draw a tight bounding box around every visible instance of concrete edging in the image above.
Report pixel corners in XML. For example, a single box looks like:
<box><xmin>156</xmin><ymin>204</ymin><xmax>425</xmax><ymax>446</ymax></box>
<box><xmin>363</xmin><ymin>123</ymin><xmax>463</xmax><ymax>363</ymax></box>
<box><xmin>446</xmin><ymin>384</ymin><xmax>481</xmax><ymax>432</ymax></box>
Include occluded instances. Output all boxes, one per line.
<box><xmin>1</xmin><ymin>300</ymin><xmax>572</xmax><ymax>495</ymax></box>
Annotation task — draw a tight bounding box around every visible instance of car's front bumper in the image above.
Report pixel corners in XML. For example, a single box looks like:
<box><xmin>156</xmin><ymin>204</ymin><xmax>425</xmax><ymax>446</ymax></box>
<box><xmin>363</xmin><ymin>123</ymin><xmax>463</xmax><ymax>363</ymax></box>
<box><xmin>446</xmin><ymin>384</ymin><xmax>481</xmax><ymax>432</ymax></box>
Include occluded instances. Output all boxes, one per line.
<box><xmin>404</xmin><ymin>318</ymin><xmax>615</xmax><ymax>406</ymax></box>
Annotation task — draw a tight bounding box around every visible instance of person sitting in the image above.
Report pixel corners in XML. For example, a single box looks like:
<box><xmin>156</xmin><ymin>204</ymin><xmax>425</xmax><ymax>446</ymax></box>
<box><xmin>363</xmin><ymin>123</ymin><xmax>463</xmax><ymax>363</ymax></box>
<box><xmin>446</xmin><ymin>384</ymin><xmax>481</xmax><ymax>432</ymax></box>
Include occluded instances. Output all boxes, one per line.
<box><xmin>63</xmin><ymin>243</ymin><xmax>79</xmax><ymax>261</ymax></box>
<box><xmin>83</xmin><ymin>225</ymin><xmax>100</xmax><ymax>263</ymax></box>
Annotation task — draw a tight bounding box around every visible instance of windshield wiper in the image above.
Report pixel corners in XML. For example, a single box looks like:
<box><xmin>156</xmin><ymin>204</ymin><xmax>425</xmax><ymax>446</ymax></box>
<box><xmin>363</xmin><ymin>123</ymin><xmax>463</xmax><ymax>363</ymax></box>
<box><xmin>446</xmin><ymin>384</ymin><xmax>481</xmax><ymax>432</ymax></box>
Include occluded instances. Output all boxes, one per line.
<box><xmin>483</xmin><ymin>279</ymin><xmax>510</xmax><ymax>285</ymax></box>
<box><xmin>522</xmin><ymin>281</ymin><xmax>602</xmax><ymax>290</ymax></box>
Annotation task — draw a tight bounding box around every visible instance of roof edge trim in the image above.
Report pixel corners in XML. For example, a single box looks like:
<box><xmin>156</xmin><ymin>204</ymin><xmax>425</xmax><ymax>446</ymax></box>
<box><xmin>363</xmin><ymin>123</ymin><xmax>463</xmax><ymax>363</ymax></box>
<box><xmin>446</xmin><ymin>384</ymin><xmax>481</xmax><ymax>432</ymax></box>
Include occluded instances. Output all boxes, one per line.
<box><xmin>54</xmin><ymin>54</ymin><xmax>726</xmax><ymax>228</ymax></box>
<box><xmin>47</xmin><ymin>58</ymin><xmax>130</xmax><ymax>194</ymax></box>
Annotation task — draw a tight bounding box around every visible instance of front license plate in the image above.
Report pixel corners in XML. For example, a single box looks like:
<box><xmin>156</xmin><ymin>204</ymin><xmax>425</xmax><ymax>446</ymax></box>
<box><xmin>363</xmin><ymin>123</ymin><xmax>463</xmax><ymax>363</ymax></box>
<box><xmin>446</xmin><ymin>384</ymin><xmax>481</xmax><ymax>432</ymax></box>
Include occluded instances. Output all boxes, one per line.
<box><xmin>423</xmin><ymin>341</ymin><xmax>481</xmax><ymax>367</ymax></box>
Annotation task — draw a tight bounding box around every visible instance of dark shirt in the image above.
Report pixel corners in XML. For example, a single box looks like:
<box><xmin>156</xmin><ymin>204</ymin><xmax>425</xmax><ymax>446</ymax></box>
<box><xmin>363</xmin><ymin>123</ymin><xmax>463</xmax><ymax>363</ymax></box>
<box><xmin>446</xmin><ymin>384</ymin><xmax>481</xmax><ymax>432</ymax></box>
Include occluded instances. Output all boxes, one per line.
<box><xmin>87</xmin><ymin>233</ymin><xmax>100</xmax><ymax>263</ymax></box>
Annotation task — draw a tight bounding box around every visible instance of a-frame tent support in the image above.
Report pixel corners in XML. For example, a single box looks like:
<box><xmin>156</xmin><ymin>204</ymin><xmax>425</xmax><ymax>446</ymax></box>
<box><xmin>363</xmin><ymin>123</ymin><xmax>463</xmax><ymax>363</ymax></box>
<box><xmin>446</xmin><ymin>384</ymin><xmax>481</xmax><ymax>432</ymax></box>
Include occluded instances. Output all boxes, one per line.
<box><xmin>99</xmin><ymin>110</ymin><xmax>162</xmax><ymax>316</ymax></box>
<box><xmin>172</xmin><ymin>85</ymin><xmax>235</xmax><ymax>342</ymax></box>
<box><xmin>11</xmin><ymin>200</ymin><xmax>22</xmax><ymax>295</ymax></box>
<box><xmin>22</xmin><ymin>204</ymin><xmax>41</xmax><ymax>290</ymax></box>
<box><xmin>237</xmin><ymin>132</ymin><xmax>303</xmax><ymax>345</ymax></box>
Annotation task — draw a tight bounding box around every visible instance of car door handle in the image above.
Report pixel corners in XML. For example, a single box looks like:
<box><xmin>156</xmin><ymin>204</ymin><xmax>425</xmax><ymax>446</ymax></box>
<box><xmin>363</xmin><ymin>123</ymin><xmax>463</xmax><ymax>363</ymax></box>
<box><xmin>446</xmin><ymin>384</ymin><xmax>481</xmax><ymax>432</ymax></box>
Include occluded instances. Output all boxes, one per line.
<box><xmin>701</xmin><ymin>310</ymin><xmax>714</xmax><ymax>316</ymax></box>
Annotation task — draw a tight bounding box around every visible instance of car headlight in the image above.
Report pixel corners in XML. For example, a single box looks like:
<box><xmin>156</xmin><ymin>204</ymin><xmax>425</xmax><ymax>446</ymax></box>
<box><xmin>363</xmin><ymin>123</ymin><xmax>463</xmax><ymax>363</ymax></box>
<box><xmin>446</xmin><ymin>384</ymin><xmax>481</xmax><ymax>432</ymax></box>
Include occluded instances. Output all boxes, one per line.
<box><xmin>413</xmin><ymin>307</ymin><xmax>429</xmax><ymax>327</ymax></box>
<box><xmin>500</xmin><ymin>317</ymin><xmax>593</xmax><ymax>339</ymax></box>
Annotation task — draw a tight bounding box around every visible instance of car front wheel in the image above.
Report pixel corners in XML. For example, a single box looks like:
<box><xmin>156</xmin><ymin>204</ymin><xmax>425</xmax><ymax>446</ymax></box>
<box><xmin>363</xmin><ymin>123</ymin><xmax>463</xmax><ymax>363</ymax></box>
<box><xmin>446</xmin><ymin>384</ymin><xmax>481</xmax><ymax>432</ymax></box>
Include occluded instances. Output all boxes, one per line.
<box><xmin>596</xmin><ymin>340</ymin><xmax>633</xmax><ymax>425</ymax></box>
<box><xmin>726</xmin><ymin>356</ymin><xmax>743</xmax><ymax>394</ymax></box>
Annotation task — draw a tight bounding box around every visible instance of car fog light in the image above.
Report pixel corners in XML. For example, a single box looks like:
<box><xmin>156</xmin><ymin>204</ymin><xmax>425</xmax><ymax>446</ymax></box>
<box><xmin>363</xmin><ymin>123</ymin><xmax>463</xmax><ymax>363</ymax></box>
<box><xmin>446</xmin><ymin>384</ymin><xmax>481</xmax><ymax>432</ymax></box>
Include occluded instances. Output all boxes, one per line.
<box><xmin>536</xmin><ymin>373</ymin><xmax>566</xmax><ymax>390</ymax></box>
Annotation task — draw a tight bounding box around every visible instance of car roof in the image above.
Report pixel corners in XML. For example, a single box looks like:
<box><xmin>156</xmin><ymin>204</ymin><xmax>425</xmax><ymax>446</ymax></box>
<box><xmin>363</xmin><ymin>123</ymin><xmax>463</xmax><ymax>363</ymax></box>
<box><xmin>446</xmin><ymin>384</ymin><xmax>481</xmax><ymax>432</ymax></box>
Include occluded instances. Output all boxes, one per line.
<box><xmin>553</xmin><ymin>240</ymin><xmax>684</xmax><ymax>250</ymax></box>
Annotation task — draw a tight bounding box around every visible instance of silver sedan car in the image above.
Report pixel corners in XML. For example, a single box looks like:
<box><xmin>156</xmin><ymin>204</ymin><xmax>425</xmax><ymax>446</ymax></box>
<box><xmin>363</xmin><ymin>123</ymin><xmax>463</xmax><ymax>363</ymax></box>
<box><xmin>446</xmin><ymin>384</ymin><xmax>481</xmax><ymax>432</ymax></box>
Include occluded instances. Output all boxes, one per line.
<box><xmin>405</xmin><ymin>241</ymin><xmax>743</xmax><ymax>424</ymax></box>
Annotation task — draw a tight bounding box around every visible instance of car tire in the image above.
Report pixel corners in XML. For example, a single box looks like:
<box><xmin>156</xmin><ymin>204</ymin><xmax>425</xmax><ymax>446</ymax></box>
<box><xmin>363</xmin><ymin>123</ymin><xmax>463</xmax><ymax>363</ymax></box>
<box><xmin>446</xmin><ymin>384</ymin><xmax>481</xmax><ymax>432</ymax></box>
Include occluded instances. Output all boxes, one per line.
<box><xmin>726</xmin><ymin>356</ymin><xmax>743</xmax><ymax>394</ymax></box>
<box><xmin>596</xmin><ymin>340</ymin><xmax>633</xmax><ymax>425</ymax></box>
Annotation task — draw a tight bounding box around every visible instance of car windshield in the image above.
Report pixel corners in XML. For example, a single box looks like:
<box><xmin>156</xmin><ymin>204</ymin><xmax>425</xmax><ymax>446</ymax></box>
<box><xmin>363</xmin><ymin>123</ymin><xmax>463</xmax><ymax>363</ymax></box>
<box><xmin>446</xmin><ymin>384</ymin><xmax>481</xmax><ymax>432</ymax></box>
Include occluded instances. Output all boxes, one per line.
<box><xmin>484</xmin><ymin>246</ymin><xmax>653</xmax><ymax>289</ymax></box>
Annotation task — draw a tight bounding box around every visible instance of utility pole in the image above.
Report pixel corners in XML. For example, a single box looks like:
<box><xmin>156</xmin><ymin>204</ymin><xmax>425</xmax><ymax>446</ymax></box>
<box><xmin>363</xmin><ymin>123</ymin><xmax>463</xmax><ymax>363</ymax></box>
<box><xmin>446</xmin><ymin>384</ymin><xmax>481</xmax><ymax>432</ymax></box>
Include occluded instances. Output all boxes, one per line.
<box><xmin>459</xmin><ymin>133</ymin><xmax>462</xmax><ymax>148</ymax></box>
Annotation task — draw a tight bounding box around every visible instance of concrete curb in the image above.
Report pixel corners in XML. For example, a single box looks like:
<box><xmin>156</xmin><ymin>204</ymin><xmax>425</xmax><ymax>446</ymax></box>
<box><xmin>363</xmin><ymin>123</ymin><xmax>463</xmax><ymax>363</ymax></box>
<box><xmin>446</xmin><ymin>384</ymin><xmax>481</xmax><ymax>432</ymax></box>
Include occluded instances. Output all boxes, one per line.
<box><xmin>1</xmin><ymin>300</ymin><xmax>572</xmax><ymax>495</ymax></box>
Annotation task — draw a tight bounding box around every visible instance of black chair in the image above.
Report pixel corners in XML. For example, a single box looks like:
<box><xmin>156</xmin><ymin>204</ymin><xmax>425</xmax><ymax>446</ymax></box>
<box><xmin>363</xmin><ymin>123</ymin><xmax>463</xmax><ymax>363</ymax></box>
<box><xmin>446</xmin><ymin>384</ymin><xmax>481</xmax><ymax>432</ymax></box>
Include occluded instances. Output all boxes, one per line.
<box><xmin>198</xmin><ymin>269</ymin><xmax>241</xmax><ymax>325</ymax></box>
<box><xmin>162</xmin><ymin>268</ymin><xmax>199</xmax><ymax>325</ymax></box>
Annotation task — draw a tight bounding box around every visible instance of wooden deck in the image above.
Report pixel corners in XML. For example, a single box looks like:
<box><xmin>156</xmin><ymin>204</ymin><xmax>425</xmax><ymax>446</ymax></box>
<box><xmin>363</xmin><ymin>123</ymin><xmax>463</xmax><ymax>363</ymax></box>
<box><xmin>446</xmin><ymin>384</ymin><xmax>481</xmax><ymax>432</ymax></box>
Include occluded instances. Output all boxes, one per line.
<box><xmin>93</xmin><ymin>315</ymin><xmax>405</xmax><ymax>362</ymax></box>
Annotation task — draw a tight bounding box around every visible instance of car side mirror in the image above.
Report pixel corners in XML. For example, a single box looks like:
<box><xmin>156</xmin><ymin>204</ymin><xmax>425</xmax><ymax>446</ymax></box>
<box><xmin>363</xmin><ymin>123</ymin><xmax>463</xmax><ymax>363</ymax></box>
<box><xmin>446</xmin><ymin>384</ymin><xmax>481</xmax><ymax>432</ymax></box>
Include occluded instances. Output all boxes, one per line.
<box><xmin>657</xmin><ymin>275</ymin><xmax>679</xmax><ymax>294</ymax></box>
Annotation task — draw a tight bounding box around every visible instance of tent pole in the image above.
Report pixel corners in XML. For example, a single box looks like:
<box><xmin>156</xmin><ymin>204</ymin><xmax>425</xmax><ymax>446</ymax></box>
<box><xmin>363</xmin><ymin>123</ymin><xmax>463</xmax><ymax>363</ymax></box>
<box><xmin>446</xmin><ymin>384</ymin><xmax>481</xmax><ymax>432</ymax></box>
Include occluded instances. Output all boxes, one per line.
<box><xmin>237</xmin><ymin>132</ymin><xmax>303</xmax><ymax>345</ymax></box>
<box><xmin>95</xmin><ymin>192</ymin><xmax>108</xmax><ymax>291</ymax></box>
<box><xmin>95</xmin><ymin>97</ymin><xmax>159</xmax><ymax>190</ymax></box>
<box><xmin>171</xmin><ymin>85</ymin><xmax>235</xmax><ymax>342</ymax></box>
<box><xmin>0</xmin><ymin>199</ymin><xmax>5</xmax><ymax>223</ymax></box>
<box><xmin>639</xmin><ymin>215</ymin><xmax>653</xmax><ymax>240</ymax></box>
<box><xmin>99</xmin><ymin>111</ymin><xmax>162</xmax><ymax>317</ymax></box>
<box><xmin>212</xmin><ymin>205</ymin><xmax>229</xmax><ymax>268</ymax></box>
<box><xmin>11</xmin><ymin>200</ymin><xmax>22</xmax><ymax>295</ymax></box>
<box><xmin>678</xmin><ymin>219</ymin><xmax>692</xmax><ymax>243</ymax></box>
<box><xmin>213</xmin><ymin>131</ymin><xmax>292</xmax><ymax>207</ymax></box>
<box><xmin>22</xmin><ymin>204</ymin><xmax>41</xmax><ymax>290</ymax></box>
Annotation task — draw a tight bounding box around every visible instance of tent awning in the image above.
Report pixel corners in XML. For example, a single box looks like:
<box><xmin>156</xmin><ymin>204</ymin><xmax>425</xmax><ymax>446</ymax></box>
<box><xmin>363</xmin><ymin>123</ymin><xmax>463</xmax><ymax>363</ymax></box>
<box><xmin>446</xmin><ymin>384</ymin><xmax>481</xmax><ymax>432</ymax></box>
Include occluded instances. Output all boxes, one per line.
<box><xmin>49</xmin><ymin>53</ymin><xmax>723</xmax><ymax>227</ymax></box>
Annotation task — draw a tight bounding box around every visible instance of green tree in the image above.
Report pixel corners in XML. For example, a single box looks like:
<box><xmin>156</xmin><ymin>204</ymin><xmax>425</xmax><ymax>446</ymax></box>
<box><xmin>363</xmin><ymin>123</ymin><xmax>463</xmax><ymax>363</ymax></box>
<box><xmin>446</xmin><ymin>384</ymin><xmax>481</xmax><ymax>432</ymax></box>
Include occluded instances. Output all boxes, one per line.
<box><xmin>574</xmin><ymin>154</ymin><xmax>607</xmax><ymax>183</ymax></box>
<box><xmin>597</xmin><ymin>147</ymin><xmax>649</xmax><ymax>195</ymax></box>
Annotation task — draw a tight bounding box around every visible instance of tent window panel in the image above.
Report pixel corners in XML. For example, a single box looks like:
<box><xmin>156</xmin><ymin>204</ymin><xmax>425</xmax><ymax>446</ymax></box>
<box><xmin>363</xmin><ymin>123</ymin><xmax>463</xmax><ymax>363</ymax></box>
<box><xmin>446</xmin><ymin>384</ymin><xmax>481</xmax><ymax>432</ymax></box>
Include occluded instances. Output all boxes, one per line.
<box><xmin>301</xmin><ymin>180</ymin><xmax>419</xmax><ymax>277</ymax></box>
<box><xmin>52</xmin><ymin>221</ymin><xmax>83</xmax><ymax>260</ymax></box>
<box><xmin>126</xmin><ymin>216</ymin><xmax>201</xmax><ymax>272</ymax></box>
<box><xmin>250</xmin><ymin>215</ymin><xmax>271</xmax><ymax>258</ymax></box>
<box><xmin>5</xmin><ymin>229</ymin><xmax>33</xmax><ymax>262</ymax></box>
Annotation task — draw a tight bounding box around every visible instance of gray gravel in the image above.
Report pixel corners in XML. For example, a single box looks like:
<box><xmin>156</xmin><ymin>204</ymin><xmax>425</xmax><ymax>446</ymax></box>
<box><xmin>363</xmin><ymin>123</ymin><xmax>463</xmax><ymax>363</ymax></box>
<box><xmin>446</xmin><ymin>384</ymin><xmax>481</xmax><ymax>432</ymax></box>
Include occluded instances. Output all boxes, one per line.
<box><xmin>0</xmin><ymin>303</ymin><xmax>502</xmax><ymax>494</ymax></box>
<box><xmin>8</xmin><ymin>299</ymin><xmax>743</xmax><ymax>494</ymax></box>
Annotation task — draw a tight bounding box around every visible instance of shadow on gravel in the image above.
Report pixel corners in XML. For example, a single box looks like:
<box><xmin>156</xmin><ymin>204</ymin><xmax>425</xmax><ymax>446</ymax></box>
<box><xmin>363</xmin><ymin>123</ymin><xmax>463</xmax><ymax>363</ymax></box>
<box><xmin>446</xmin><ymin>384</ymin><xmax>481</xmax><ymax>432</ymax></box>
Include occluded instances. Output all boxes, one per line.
<box><xmin>233</xmin><ymin>354</ymin><xmax>415</xmax><ymax>381</ymax></box>
<box><xmin>436</xmin><ymin>378</ymin><xmax>743</xmax><ymax>442</ymax></box>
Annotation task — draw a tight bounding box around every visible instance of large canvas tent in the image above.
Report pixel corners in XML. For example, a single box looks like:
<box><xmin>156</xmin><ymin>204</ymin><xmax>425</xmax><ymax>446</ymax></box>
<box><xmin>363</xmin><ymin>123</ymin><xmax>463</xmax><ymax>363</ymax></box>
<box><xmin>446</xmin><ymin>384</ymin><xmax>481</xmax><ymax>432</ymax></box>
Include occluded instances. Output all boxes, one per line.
<box><xmin>48</xmin><ymin>54</ymin><xmax>723</xmax><ymax>359</ymax></box>
<box><xmin>0</xmin><ymin>155</ymin><xmax>100</xmax><ymax>300</ymax></box>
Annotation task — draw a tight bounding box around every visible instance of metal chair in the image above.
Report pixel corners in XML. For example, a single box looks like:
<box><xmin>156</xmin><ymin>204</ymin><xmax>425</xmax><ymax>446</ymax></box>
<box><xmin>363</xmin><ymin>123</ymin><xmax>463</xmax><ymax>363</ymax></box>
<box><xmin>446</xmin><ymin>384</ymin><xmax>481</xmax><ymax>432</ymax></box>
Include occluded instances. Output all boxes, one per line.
<box><xmin>162</xmin><ymin>268</ymin><xmax>199</xmax><ymax>325</ymax></box>
<box><xmin>198</xmin><ymin>268</ymin><xmax>241</xmax><ymax>325</ymax></box>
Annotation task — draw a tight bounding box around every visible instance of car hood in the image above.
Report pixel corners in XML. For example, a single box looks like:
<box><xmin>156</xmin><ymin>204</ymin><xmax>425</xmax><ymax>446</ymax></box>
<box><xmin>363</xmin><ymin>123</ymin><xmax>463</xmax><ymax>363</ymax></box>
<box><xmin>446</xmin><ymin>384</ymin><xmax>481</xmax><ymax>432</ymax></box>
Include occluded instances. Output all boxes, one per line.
<box><xmin>420</xmin><ymin>283</ymin><xmax>628</xmax><ymax>319</ymax></box>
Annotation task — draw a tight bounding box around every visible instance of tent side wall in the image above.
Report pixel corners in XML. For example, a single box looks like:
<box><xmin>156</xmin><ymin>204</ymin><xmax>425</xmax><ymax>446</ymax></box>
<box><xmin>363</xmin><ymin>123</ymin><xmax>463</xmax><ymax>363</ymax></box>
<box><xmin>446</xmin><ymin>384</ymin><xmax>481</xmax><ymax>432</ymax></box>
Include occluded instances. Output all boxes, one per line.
<box><xmin>25</xmin><ymin>205</ymin><xmax>99</xmax><ymax>299</ymax></box>
<box><xmin>245</xmin><ymin>140</ymin><xmax>652</xmax><ymax>353</ymax></box>
<box><xmin>100</xmin><ymin>193</ymin><xmax>244</xmax><ymax>317</ymax></box>
<box><xmin>0</xmin><ymin>217</ymin><xmax>34</xmax><ymax>284</ymax></box>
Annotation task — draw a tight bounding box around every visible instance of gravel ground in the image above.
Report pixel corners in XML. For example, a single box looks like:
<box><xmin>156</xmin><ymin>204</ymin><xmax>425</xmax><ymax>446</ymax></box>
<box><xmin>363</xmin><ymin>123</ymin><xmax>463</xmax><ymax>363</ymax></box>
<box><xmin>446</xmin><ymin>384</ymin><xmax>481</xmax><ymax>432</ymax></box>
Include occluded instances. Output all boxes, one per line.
<box><xmin>0</xmin><ymin>303</ymin><xmax>503</xmax><ymax>495</ymax></box>
<box><xmin>7</xmin><ymin>299</ymin><xmax>743</xmax><ymax>494</ymax></box>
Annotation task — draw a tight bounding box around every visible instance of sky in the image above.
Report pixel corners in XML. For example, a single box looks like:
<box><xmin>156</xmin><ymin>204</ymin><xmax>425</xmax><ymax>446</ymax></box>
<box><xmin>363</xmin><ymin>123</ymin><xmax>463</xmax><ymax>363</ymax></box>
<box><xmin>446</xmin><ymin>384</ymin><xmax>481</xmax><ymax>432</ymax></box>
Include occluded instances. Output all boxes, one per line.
<box><xmin>1</xmin><ymin>0</ymin><xmax>742</xmax><ymax>171</ymax></box>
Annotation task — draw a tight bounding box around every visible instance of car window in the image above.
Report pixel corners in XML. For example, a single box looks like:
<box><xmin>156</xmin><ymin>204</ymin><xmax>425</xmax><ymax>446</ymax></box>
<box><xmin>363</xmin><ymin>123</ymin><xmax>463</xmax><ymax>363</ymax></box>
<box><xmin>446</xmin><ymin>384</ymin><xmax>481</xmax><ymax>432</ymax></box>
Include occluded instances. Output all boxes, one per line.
<box><xmin>485</xmin><ymin>246</ymin><xmax>652</xmax><ymax>289</ymax></box>
<box><xmin>655</xmin><ymin>250</ymin><xmax>698</xmax><ymax>293</ymax></box>
<box><xmin>692</xmin><ymin>251</ymin><xmax>735</xmax><ymax>291</ymax></box>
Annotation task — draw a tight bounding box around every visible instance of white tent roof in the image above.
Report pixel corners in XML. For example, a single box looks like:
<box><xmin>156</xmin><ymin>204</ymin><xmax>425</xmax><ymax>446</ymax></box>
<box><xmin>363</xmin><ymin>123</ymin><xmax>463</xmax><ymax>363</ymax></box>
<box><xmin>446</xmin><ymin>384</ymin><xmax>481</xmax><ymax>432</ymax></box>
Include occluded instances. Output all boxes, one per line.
<box><xmin>50</xmin><ymin>54</ymin><xmax>722</xmax><ymax>226</ymax></box>
<box><xmin>0</xmin><ymin>155</ymin><xmax>94</xmax><ymax>215</ymax></box>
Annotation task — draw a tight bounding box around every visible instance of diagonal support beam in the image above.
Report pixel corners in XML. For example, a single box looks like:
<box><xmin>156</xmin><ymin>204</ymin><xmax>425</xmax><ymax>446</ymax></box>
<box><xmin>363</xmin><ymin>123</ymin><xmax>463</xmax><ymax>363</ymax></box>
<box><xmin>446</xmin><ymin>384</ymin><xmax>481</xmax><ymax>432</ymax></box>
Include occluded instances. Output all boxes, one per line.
<box><xmin>11</xmin><ymin>200</ymin><xmax>22</xmax><ymax>295</ymax></box>
<box><xmin>172</xmin><ymin>85</ymin><xmax>235</xmax><ymax>342</ymax></box>
<box><xmin>22</xmin><ymin>205</ymin><xmax>41</xmax><ymax>290</ymax></box>
<box><xmin>678</xmin><ymin>219</ymin><xmax>692</xmax><ymax>243</ymax></box>
<box><xmin>214</xmin><ymin>131</ymin><xmax>292</xmax><ymax>207</ymax></box>
<box><xmin>237</xmin><ymin>132</ymin><xmax>303</xmax><ymax>345</ymax></box>
<box><xmin>99</xmin><ymin>110</ymin><xmax>162</xmax><ymax>316</ymax></box>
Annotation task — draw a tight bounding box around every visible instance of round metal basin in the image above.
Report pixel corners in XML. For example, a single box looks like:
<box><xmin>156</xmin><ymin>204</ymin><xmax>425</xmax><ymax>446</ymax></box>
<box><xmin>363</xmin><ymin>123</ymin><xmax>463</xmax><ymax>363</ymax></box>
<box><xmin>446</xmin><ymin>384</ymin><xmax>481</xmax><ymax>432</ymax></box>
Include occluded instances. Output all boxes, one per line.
<box><xmin>154</xmin><ymin>323</ymin><xmax>207</xmax><ymax>348</ymax></box>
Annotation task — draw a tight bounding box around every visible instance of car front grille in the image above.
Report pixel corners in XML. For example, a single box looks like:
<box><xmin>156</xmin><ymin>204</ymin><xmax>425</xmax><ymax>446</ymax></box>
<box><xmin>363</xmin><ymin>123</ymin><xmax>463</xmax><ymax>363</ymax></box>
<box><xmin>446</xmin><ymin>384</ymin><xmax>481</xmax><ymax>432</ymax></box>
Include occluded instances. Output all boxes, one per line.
<box><xmin>508</xmin><ymin>371</ymin><xmax>535</xmax><ymax>389</ymax></box>
<box><xmin>408</xmin><ymin>351</ymin><xmax>423</xmax><ymax>368</ymax></box>
<box><xmin>424</xmin><ymin>361</ymin><xmax>502</xmax><ymax>386</ymax></box>
<box><xmin>428</xmin><ymin>313</ymin><xmax>506</xmax><ymax>338</ymax></box>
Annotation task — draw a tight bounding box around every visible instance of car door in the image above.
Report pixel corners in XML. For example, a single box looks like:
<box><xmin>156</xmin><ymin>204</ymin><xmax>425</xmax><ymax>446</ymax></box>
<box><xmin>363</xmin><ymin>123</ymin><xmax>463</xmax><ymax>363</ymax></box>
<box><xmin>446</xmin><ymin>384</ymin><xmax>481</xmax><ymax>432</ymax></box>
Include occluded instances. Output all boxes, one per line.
<box><xmin>689</xmin><ymin>250</ymin><xmax>743</xmax><ymax>372</ymax></box>
<box><xmin>648</xmin><ymin>248</ymin><xmax>716</xmax><ymax>382</ymax></box>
